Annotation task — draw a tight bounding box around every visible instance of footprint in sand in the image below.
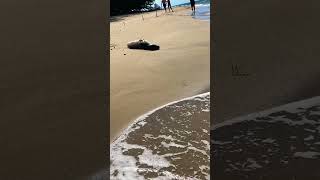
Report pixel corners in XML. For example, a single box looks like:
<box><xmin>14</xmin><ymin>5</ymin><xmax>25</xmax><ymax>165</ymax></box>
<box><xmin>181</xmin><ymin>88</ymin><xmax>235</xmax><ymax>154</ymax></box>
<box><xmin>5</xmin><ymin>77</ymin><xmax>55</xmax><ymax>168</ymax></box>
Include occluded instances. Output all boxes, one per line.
<box><xmin>182</xmin><ymin>80</ymin><xmax>188</xmax><ymax>87</ymax></box>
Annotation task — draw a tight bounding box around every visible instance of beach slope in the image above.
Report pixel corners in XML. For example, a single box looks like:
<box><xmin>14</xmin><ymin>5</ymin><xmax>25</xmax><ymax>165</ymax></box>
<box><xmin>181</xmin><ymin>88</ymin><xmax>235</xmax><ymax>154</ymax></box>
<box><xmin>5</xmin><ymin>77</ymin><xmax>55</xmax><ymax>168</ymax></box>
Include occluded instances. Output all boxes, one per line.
<box><xmin>110</xmin><ymin>7</ymin><xmax>210</xmax><ymax>140</ymax></box>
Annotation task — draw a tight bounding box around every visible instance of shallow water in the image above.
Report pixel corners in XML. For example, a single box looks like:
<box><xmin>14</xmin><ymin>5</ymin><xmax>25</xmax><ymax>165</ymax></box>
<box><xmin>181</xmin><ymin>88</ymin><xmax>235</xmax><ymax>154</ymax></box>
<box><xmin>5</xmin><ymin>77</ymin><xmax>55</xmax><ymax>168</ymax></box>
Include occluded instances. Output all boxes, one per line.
<box><xmin>212</xmin><ymin>96</ymin><xmax>320</xmax><ymax>179</ymax></box>
<box><xmin>192</xmin><ymin>4</ymin><xmax>210</xmax><ymax>21</ymax></box>
<box><xmin>110</xmin><ymin>92</ymin><xmax>210</xmax><ymax>179</ymax></box>
<box><xmin>172</xmin><ymin>0</ymin><xmax>210</xmax><ymax>21</ymax></box>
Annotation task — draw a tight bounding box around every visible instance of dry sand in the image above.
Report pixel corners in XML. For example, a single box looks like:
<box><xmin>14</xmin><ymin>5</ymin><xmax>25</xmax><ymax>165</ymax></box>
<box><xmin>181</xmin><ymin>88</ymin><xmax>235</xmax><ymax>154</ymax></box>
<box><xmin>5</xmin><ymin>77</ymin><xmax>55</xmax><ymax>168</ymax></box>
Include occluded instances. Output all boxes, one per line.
<box><xmin>110</xmin><ymin>7</ymin><xmax>210</xmax><ymax>141</ymax></box>
<box><xmin>213</xmin><ymin>0</ymin><xmax>320</xmax><ymax>125</ymax></box>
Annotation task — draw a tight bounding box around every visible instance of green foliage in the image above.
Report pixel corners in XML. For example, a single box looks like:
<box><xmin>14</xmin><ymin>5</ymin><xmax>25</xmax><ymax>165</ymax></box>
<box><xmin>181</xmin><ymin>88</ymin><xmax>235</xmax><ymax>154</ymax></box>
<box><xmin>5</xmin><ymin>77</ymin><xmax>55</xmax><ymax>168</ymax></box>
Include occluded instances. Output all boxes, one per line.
<box><xmin>111</xmin><ymin>0</ymin><xmax>156</xmax><ymax>16</ymax></box>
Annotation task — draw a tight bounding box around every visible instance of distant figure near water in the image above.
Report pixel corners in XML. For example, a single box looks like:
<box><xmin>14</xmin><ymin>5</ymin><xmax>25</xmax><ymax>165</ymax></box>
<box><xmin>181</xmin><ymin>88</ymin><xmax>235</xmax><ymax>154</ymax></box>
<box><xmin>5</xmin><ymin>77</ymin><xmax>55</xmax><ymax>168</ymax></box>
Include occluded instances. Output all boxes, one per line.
<box><xmin>162</xmin><ymin>0</ymin><xmax>167</xmax><ymax>12</ymax></box>
<box><xmin>190</xmin><ymin>0</ymin><xmax>196</xmax><ymax>13</ymax></box>
<box><xmin>167</xmin><ymin>0</ymin><xmax>174</xmax><ymax>12</ymax></box>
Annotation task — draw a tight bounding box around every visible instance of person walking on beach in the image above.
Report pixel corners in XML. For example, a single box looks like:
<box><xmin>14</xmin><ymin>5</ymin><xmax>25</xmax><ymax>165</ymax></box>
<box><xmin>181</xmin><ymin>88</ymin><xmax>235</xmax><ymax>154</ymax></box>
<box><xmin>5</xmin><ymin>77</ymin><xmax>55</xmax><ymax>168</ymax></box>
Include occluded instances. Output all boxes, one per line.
<box><xmin>190</xmin><ymin>0</ymin><xmax>196</xmax><ymax>12</ymax></box>
<box><xmin>162</xmin><ymin>0</ymin><xmax>167</xmax><ymax>12</ymax></box>
<box><xmin>167</xmin><ymin>0</ymin><xmax>174</xmax><ymax>12</ymax></box>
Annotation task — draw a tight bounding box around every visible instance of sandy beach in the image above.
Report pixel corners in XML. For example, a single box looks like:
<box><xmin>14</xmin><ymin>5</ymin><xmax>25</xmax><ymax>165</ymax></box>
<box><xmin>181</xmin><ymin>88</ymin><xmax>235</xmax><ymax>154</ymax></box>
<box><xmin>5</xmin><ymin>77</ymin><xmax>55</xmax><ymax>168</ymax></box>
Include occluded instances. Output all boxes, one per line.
<box><xmin>212</xmin><ymin>0</ymin><xmax>320</xmax><ymax>179</ymax></box>
<box><xmin>110</xmin><ymin>7</ymin><xmax>210</xmax><ymax>141</ymax></box>
<box><xmin>213</xmin><ymin>0</ymin><xmax>320</xmax><ymax>125</ymax></box>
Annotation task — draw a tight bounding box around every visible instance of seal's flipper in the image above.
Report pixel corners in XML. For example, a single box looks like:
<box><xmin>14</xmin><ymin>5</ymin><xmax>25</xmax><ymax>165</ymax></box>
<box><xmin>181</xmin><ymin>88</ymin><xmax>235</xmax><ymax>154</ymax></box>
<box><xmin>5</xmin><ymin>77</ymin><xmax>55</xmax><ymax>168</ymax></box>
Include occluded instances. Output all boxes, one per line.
<box><xmin>143</xmin><ymin>44</ymin><xmax>160</xmax><ymax>51</ymax></box>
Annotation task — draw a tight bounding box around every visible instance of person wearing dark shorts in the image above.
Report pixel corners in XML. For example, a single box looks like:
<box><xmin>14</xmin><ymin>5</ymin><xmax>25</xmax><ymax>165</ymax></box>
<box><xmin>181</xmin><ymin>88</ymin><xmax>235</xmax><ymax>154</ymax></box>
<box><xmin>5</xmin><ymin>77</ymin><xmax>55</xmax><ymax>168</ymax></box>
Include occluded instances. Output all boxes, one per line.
<box><xmin>162</xmin><ymin>0</ymin><xmax>167</xmax><ymax>12</ymax></box>
<box><xmin>167</xmin><ymin>0</ymin><xmax>174</xmax><ymax>12</ymax></box>
<box><xmin>190</xmin><ymin>0</ymin><xmax>195</xmax><ymax>12</ymax></box>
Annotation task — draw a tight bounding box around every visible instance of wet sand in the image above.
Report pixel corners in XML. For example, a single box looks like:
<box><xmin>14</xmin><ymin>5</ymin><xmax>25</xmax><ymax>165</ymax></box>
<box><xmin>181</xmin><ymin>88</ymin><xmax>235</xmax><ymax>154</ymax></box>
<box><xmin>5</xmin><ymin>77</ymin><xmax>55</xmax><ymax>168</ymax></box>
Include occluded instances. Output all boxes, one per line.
<box><xmin>110</xmin><ymin>7</ymin><xmax>210</xmax><ymax>141</ymax></box>
<box><xmin>212</xmin><ymin>96</ymin><xmax>320</xmax><ymax>180</ymax></box>
<box><xmin>111</xmin><ymin>93</ymin><xmax>210</xmax><ymax>179</ymax></box>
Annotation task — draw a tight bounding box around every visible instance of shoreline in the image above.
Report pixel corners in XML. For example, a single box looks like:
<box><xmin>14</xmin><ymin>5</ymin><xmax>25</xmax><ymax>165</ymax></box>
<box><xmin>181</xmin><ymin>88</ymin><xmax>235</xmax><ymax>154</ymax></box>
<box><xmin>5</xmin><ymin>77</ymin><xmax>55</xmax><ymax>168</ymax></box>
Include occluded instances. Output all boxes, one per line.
<box><xmin>111</xmin><ymin>92</ymin><xmax>210</xmax><ymax>179</ymax></box>
<box><xmin>111</xmin><ymin>86</ymin><xmax>210</xmax><ymax>142</ymax></box>
<box><xmin>111</xmin><ymin>91</ymin><xmax>210</xmax><ymax>143</ymax></box>
<box><xmin>212</xmin><ymin>96</ymin><xmax>320</xmax><ymax>179</ymax></box>
<box><xmin>110</xmin><ymin>7</ymin><xmax>210</xmax><ymax>141</ymax></box>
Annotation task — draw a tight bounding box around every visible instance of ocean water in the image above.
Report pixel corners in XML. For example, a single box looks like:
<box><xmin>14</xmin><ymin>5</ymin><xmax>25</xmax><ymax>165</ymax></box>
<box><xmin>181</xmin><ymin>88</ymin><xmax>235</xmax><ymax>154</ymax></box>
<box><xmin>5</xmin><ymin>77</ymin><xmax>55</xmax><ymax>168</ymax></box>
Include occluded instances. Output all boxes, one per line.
<box><xmin>192</xmin><ymin>4</ymin><xmax>210</xmax><ymax>21</ymax></box>
<box><xmin>176</xmin><ymin>0</ymin><xmax>210</xmax><ymax>20</ymax></box>
<box><xmin>110</xmin><ymin>92</ymin><xmax>210</xmax><ymax>179</ymax></box>
<box><xmin>212</xmin><ymin>96</ymin><xmax>320</xmax><ymax>179</ymax></box>
<box><xmin>155</xmin><ymin>0</ymin><xmax>210</xmax><ymax>21</ymax></box>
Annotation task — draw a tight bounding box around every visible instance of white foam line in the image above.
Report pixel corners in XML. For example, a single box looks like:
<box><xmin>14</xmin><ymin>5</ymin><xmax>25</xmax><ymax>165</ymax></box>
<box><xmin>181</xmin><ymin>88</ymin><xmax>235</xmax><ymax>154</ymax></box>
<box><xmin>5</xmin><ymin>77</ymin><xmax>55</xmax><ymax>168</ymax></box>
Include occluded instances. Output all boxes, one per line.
<box><xmin>212</xmin><ymin>96</ymin><xmax>320</xmax><ymax>130</ymax></box>
<box><xmin>195</xmin><ymin>4</ymin><xmax>210</xmax><ymax>7</ymax></box>
<box><xmin>294</xmin><ymin>151</ymin><xmax>320</xmax><ymax>159</ymax></box>
<box><xmin>112</xmin><ymin>92</ymin><xmax>210</xmax><ymax>145</ymax></box>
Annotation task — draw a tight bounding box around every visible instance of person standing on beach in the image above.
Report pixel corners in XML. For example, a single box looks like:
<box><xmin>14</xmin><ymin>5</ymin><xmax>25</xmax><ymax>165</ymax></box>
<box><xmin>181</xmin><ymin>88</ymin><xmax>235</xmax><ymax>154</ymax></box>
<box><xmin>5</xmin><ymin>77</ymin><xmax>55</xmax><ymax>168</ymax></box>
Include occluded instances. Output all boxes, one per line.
<box><xmin>167</xmin><ymin>0</ymin><xmax>174</xmax><ymax>12</ymax></box>
<box><xmin>190</xmin><ymin>0</ymin><xmax>196</xmax><ymax>12</ymax></box>
<box><xmin>162</xmin><ymin>0</ymin><xmax>167</xmax><ymax>12</ymax></box>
